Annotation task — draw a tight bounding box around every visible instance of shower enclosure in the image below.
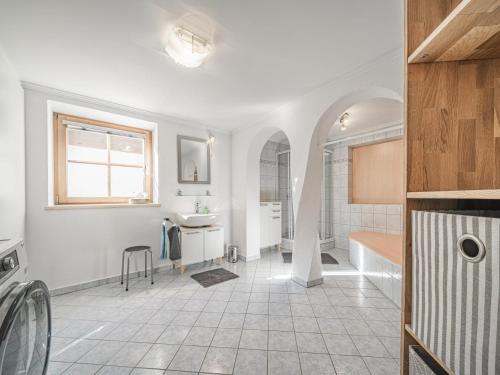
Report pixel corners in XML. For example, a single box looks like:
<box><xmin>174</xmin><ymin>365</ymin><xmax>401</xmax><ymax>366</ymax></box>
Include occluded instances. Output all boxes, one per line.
<box><xmin>319</xmin><ymin>149</ymin><xmax>334</xmax><ymax>248</ymax></box>
<box><xmin>277</xmin><ymin>150</ymin><xmax>294</xmax><ymax>246</ymax></box>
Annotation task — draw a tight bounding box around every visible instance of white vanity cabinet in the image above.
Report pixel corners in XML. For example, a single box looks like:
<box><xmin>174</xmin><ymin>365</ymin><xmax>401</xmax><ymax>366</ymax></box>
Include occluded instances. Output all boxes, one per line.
<box><xmin>204</xmin><ymin>226</ymin><xmax>224</xmax><ymax>260</ymax></box>
<box><xmin>180</xmin><ymin>225</ymin><xmax>224</xmax><ymax>267</ymax></box>
<box><xmin>180</xmin><ymin>228</ymin><xmax>204</xmax><ymax>265</ymax></box>
<box><xmin>260</xmin><ymin>202</ymin><xmax>282</xmax><ymax>248</ymax></box>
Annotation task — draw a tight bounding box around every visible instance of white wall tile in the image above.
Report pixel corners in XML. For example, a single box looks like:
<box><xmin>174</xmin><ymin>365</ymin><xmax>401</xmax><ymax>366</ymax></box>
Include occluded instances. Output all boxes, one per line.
<box><xmin>340</xmin><ymin>211</ymin><xmax>350</xmax><ymax>225</ymax></box>
<box><xmin>350</xmin><ymin>225</ymin><xmax>363</xmax><ymax>233</ymax></box>
<box><xmin>350</xmin><ymin>204</ymin><xmax>362</xmax><ymax>213</ymax></box>
<box><xmin>350</xmin><ymin>212</ymin><xmax>361</xmax><ymax>226</ymax></box>
<box><xmin>373</xmin><ymin>204</ymin><xmax>387</xmax><ymax>214</ymax></box>
<box><xmin>373</xmin><ymin>213</ymin><xmax>386</xmax><ymax>229</ymax></box>
<box><xmin>361</xmin><ymin>213</ymin><xmax>374</xmax><ymax>227</ymax></box>
<box><xmin>386</xmin><ymin>204</ymin><xmax>402</xmax><ymax>215</ymax></box>
<box><xmin>361</xmin><ymin>205</ymin><xmax>374</xmax><ymax>213</ymax></box>
<box><xmin>387</xmin><ymin>214</ymin><xmax>402</xmax><ymax>231</ymax></box>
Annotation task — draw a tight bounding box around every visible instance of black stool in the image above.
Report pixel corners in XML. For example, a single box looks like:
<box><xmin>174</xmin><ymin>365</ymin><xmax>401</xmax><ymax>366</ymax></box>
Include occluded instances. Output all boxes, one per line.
<box><xmin>121</xmin><ymin>246</ymin><xmax>154</xmax><ymax>291</ymax></box>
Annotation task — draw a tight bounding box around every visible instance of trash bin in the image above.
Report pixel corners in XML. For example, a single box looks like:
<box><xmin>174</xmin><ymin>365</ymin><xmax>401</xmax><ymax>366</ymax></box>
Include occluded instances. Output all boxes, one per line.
<box><xmin>227</xmin><ymin>245</ymin><xmax>238</xmax><ymax>263</ymax></box>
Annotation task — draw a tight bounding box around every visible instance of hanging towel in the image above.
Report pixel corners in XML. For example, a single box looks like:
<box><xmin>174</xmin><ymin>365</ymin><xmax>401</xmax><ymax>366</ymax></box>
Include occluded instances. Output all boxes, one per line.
<box><xmin>160</xmin><ymin>219</ymin><xmax>169</xmax><ymax>259</ymax></box>
<box><xmin>168</xmin><ymin>225</ymin><xmax>182</xmax><ymax>261</ymax></box>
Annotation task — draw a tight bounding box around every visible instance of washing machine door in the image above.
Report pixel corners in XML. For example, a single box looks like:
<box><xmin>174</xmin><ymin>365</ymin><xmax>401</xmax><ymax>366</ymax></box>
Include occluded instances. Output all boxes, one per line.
<box><xmin>0</xmin><ymin>280</ymin><xmax>51</xmax><ymax>375</ymax></box>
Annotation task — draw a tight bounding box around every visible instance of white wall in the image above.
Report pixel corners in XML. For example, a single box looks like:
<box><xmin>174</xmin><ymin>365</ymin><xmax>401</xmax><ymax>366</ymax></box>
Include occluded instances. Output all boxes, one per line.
<box><xmin>231</xmin><ymin>50</ymin><xmax>403</xmax><ymax>283</ymax></box>
<box><xmin>24</xmin><ymin>85</ymin><xmax>232</xmax><ymax>291</ymax></box>
<box><xmin>0</xmin><ymin>49</ymin><xmax>24</xmax><ymax>240</ymax></box>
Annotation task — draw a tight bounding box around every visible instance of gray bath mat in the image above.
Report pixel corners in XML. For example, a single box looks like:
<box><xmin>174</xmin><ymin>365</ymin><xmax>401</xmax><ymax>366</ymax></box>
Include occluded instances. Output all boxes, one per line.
<box><xmin>281</xmin><ymin>252</ymin><xmax>338</xmax><ymax>264</ymax></box>
<box><xmin>191</xmin><ymin>268</ymin><xmax>239</xmax><ymax>288</ymax></box>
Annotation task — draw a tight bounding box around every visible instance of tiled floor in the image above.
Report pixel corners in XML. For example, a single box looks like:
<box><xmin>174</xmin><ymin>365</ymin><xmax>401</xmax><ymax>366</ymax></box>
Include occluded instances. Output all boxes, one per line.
<box><xmin>48</xmin><ymin>249</ymin><xmax>401</xmax><ymax>375</ymax></box>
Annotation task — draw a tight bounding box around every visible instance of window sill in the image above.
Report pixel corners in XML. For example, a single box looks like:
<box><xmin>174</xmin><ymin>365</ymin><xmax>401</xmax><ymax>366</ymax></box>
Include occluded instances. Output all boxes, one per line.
<box><xmin>45</xmin><ymin>203</ymin><xmax>161</xmax><ymax>210</ymax></box>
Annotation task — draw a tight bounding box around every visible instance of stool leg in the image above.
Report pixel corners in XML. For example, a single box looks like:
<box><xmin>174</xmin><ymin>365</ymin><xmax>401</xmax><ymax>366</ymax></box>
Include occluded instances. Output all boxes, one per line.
<box><xmin>121</xmin><ymin>251</ymin><xmax>125</xmax><ymax>284</ymax></box>
<box><xmin>126</xmin><ymin>255</ymin><xmax>130</xmax><ymax>291</ymax></box>
<box><xmin>149</xmin><ymin>250</ymin><xmax>154</xmax><ymax>285</ymax></box>
<box><xmin>144</xmin><ymin>251</ymin><xmax>147</xmax><ymax>278</ymax></box>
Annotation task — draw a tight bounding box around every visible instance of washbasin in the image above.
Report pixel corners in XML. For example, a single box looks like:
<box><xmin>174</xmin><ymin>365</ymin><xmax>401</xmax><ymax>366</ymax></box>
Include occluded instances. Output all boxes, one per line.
<box><xmin>176</xmin><ymin>212</ymin><xmax>221</xmax><ymax>227</ymax></box>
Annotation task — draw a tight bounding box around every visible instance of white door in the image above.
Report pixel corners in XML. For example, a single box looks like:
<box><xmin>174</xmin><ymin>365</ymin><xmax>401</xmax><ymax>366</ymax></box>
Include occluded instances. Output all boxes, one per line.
<box><xmin>181</xmin><ymin>230</ymin><xmax>204</xmax><ymax>265</ymax></box>
<box><xmin>204</xmin><ymin>227</ymin><xmax>224</xmax><ymax>260</ymax></box>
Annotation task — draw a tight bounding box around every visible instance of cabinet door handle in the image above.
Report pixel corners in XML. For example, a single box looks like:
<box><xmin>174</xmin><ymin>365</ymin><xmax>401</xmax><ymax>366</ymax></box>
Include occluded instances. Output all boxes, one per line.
<box><xmin>272</xmin><ymin>216</ymin><xmax>280</xmax><ymax>219</ymax></box>
<box><xmin>185</xmin><ymin>232</ymin><xmax>200</xmax><ymax>235</ymax></box>
<box><xmin>208</xmin><ymin>229</ymin><xmax>221</xmax><ymax>232</ymax></box>
<box><xmin>272</xmin><ymin>203</ymin><xmax>280</xmax><ymax>206</ymax></box>
<box><xmin>272</xmin><ymin>210</ymin><xmax>281</xmax><ymax>213</ymax></box>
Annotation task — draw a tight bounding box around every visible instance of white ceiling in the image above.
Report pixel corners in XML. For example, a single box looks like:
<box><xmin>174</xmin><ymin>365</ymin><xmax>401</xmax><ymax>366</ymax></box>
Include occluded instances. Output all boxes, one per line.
<box><xmin>0</xmin><ymin>0</ymin><xmax>403</xmax><ymax>131</ymax></box>
<box><xmin>327</xmin><ymin>97</ymin><xmax>403</xmax><ymax>140</ymax></box>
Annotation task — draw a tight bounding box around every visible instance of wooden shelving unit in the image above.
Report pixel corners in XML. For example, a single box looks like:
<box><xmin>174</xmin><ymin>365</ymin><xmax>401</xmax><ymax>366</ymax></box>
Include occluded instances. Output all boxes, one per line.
<box><xmin>408</xmin><ymin>0</ymin><xmax>500</xmax><ymax>63</ymax></box>
<box><xmin>407</xmin><ymin>189</ymin><xmax>500</xmax><ymax>199</ymax></box>
<box><xmin>402</xmin><ymin>0</ymin><xmax>500</xmax><ymax>374</ymax></box>
<box><xmin>404</xmin><ymin>325</ymin><xmax>455</xmax><ymax>375</ymax></box>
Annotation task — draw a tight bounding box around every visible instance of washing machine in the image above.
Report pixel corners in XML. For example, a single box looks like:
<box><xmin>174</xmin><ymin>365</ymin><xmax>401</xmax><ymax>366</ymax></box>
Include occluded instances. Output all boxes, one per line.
<box><xmin>0</xmin><ymin>239</ymin><xmax>51</xmax><ymax>375</ymax></box>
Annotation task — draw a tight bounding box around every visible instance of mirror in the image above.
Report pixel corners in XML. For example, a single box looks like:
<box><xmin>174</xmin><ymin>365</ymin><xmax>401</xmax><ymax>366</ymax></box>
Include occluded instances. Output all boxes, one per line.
<box><xmin>177</xmin><ymin>135</ymin><xmax>211</xmax><ymax>184</ymax></box>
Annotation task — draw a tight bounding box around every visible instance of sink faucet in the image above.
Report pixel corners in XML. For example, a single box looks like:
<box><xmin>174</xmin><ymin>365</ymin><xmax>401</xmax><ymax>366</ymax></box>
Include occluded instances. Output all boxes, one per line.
<box><xmin>195</xmin><ymin>200</ymin><xmax>201</xmax><ymax>214</ymax></box>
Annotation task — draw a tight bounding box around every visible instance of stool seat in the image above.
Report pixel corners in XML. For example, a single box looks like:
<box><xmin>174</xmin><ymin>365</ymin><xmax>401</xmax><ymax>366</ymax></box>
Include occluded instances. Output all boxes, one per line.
<box><xmin>121</xmin><ymin>245</ymin><xmax>154</xmax><ymax>291</ymax></box>
<box><xmin>125</xmin><ymin>245</ymin><xmax>151</xmax><ymax>252</ymax></box>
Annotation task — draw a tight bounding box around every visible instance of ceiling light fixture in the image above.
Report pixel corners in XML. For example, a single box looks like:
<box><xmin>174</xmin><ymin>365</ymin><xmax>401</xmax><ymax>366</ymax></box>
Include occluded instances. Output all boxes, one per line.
<box><xmin>339</xmin><ymin>112</ymin><xmax>350</xmax><ymax>131</ymax></box>
<box><xmin>165</xmin><ymin>26</ymin><xmax>213</xmax><ymax>68</ymax></box>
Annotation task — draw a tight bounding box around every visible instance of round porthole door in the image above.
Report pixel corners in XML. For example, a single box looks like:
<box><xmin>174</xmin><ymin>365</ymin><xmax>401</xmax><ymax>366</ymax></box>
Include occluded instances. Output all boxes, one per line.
<box><xmin>0</xmin><ymin>280</ymin><xmax>51</xmax><ymax>375</ymax></box>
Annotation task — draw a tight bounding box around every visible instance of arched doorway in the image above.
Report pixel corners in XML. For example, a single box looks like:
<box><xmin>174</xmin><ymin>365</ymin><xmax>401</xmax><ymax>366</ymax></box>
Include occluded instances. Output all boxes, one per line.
<box><xmin>259</xmin><ymin>130</ymin><xmax>293</xmax><ymax>254</ymax></box>
<box><xmin>291</xmin><ymin>87</ymin><xmax>403</xmax><ymax>287</ymax></box>
<box><xmin>233</xmin><ymin>125</ymin><xmax>293</xmax><ymax>262</ymax></box>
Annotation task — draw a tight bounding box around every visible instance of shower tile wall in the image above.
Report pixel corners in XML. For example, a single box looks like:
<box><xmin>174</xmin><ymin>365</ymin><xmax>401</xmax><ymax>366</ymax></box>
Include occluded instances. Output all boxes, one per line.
<box><xmin>260</xmin><ymin>141</ymin><xmax>280</xmax><ymax>202</ymax></box>
<box><xmin>332</xmin><ymin>128</ymin><xmax>404</xmax><ymax>251</ymax></box>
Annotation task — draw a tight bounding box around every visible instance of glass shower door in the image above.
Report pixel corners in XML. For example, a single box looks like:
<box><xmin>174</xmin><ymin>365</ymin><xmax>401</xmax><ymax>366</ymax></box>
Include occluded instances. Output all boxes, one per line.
<box><xmin>320</xmin><ymin>150</ymin><xmax>333</xmax><ymax>242</ymax></box>
<box><xmin>277</xmin><ymin>150</ymin><xmax>293</xmax><ymax>240</ymax></box>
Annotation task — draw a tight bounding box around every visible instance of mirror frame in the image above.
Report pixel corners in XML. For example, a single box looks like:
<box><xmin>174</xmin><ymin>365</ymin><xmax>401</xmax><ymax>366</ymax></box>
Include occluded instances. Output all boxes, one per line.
<box><xmin>177</xmin><ymin>135</ymin><xmax>211</xmax><ymax>184</ymax></box>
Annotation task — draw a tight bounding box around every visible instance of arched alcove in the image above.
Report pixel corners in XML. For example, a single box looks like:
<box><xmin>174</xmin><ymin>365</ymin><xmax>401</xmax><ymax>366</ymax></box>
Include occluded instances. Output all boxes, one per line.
<box><xmin>235</xmin><ymin>125</ymin><xmax>294</xmax><ymax>262</ymax></box>
<box><xmin>259</xmin><ymin>131</ymin><xmax>293</xmax><ymax>255</ymax></box>
<box><xmin>291</xmin><ymin>87</ymin><xmax>403</xmax><ymax>286</ymax></box>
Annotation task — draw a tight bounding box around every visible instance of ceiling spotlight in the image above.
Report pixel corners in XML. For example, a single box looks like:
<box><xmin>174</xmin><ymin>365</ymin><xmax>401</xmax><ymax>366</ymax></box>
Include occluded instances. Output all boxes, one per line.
<box><xmin>339</xmin><ymin>112</ymin><xmax>350</xmax><ymax>131</ymax></box>
<box><xmin>165</xmin><ymin>26</ymin><xmax>213</xmax><ymax>68</ymax></box>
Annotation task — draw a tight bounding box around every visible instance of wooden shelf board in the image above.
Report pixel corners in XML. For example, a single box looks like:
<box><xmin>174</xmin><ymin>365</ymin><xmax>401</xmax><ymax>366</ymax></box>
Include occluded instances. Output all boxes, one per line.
<box><xmin>407</xmin><ymin>189</ymin><xmax>500</xmax><ymax>199</ymax></box>
<box><xmin>408</xmin><ymin>0</ymin><xmax>500</xmax><ymax>63</ymax></box>
<box><xmin>404</xmin><ymin>325</ymin><xmax>455</xmax><ymax>375</ymax></box>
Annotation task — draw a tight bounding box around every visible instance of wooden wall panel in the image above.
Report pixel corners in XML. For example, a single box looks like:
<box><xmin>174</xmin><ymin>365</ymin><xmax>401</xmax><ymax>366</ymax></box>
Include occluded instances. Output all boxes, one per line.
<box><xmin>351</xmin><ymin>139</ymin><xmax>404</xmax><ymax>204</ymax></box>
<box><xmin>407</xmin><ymin>58</ymin><xmax>500</xmax><ymax>192</ymax></box>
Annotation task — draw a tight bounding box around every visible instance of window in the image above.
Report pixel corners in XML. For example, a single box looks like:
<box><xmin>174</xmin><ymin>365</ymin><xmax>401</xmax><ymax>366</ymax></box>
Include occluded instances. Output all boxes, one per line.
<box><xmin>53</xmin><ymin>113</ymin><xmax>153</xmax><ymax>205</ymax></box>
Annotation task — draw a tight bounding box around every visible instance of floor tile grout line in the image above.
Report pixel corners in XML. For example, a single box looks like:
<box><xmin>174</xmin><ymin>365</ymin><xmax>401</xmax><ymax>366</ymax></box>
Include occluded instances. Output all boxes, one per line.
<box><xmin>50</xmin><ymin>250</ymin><xmax>401</xmax><ymax>374</ymax></box>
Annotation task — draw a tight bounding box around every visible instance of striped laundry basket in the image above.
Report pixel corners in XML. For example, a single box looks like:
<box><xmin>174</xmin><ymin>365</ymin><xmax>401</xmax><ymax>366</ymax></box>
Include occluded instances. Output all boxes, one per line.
<box><xmin>411</xmin><ymin>210</ymin><xmax>500</xmax><ymax>375</ymax></box>
<box><xmin>409</xmin><ymin>346</ymin><xmax>447</xmax><ymax>375</ymax></box>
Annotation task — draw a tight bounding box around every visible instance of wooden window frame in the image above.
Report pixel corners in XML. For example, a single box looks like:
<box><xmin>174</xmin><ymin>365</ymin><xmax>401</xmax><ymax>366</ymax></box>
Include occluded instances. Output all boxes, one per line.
<box><xmin>53</xmin><ymin>113</ymin><xmax>153</xmax><ymax>205</ymax></box>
